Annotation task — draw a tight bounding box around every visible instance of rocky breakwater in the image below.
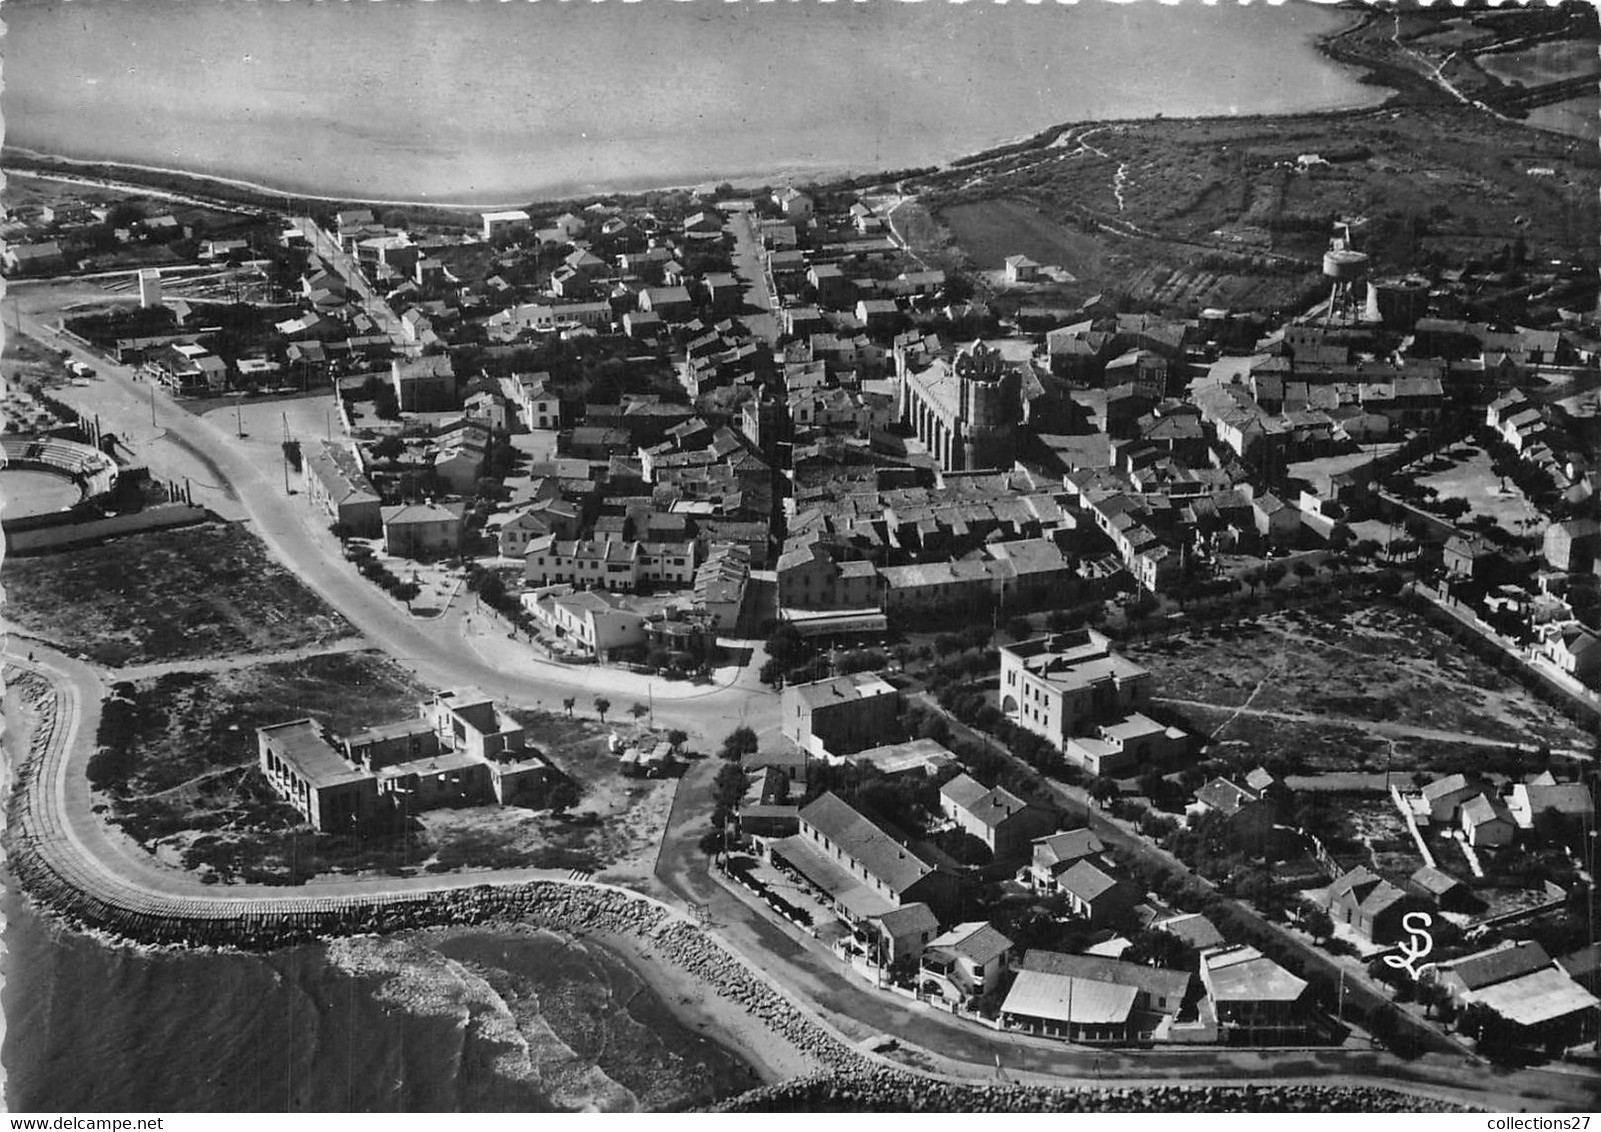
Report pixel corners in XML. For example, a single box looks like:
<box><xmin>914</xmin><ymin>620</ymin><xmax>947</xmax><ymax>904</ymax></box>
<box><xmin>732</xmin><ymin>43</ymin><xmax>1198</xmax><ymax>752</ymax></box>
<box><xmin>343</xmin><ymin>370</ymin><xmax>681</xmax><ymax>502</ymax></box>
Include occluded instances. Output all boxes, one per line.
<box><xmin>718</xmin><ymin>1070</ymin><xmax>1474</xmax><ymax>1113</ymax></box>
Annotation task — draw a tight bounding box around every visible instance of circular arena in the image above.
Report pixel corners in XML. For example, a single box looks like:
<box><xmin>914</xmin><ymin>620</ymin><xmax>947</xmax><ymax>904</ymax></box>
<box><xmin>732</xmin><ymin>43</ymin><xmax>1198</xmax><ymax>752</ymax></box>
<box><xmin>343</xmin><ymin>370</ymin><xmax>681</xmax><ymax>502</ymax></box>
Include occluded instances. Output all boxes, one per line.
<box><xmin>0</xmin><ymin>435</ymin><xmax>120</xmax><ymax>520</ymax></box>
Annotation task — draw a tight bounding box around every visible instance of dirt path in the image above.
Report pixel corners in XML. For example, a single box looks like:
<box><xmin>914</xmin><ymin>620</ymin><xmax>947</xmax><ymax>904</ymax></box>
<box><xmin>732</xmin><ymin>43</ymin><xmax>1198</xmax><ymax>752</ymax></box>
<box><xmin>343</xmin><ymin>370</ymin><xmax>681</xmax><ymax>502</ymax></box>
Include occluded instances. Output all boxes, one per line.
<box><xmin>1152</xmin><ymin>697</ymin><xmax>1534</xmax><ymax>750</ymax></box>
<box><xmin>106</xmin><ymin>635</ymin><xmax>372</xmax><ymax>681</ymax></box>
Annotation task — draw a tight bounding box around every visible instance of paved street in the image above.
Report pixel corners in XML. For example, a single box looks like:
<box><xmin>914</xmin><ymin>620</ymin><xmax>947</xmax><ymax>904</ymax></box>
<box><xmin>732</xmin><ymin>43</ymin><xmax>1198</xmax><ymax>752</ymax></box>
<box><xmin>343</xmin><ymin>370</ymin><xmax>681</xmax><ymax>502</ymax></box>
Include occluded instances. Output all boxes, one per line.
<box><xmin>726</xmin><ymin>210</ymin><xmax>780</xmax><ymax>346</ymax></box>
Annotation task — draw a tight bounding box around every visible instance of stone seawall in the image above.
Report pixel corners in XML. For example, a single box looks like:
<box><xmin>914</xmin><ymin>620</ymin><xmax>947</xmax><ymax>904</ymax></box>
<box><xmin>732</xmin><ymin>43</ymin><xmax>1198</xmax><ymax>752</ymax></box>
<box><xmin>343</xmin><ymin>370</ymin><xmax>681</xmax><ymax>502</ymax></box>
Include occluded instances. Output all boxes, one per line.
<box><xmin>720</xmin><ymin>1071</ymin><xmax>1471</xmax><ymax>1113</ymax></box>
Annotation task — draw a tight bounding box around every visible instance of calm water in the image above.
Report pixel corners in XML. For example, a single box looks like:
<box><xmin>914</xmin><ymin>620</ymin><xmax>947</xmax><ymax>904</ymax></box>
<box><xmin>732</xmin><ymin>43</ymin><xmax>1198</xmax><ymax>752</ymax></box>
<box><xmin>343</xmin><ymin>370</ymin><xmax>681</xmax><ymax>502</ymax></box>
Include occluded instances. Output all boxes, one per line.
<box><xmin>1</xmin><ymin>875</ymin><xmax>758</xmax><ymax>1112</ymax></box>
<box><xmin>3</xmin><ymin>0</ymin><xmax>1381</xmax><ymax>204</ymax></box>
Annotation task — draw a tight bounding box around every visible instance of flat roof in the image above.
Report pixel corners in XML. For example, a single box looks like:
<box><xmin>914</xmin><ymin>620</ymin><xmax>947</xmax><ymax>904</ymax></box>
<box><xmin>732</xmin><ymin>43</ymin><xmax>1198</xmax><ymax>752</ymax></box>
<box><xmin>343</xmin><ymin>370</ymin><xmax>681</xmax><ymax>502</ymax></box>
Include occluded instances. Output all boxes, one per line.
<box><xmin>375</xmin><ymin>750</ymin><xmax>484</xmax><ymax>779</ymax></box>
<box><xmin>259</xmin><ymin>719</ymin><xmax>369</xmax><ymax>790</ymax></box>
<box><xmin>1203</xmin><ymin>946</ymin><xmax>1307</xmax><ymax>1003</ymax></box>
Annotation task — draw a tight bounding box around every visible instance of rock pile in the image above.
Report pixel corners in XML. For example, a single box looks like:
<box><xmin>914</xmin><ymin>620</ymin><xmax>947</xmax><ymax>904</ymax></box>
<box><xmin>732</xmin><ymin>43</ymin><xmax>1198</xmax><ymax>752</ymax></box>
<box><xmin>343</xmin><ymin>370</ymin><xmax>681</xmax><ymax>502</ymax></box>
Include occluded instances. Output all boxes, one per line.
<box><xmin>717</xmin><ymin>1070</ymin><xmax>1471</xmax><ymax>1113</ymax></box>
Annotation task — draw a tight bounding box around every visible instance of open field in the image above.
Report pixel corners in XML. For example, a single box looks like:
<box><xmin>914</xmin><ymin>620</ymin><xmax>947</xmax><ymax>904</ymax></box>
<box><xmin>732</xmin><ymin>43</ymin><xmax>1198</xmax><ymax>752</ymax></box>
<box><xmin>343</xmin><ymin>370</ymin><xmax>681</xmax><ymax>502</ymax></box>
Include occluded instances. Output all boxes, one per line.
<box><xmin>1</xmin><ymin>521</ymin><xmax>352</xmax><ymax>665</ymax></box>
<box><xmin>1476</xmin><ymin>40</ymin><xmax>1600</xmax><ymax>88</ymax></box>
<box><xmin>912</xmin><ymin>103</ymin><xmax>1598</xmax><ymax>314</ymax></box>
<box><xmin>1126</xmin><ymin>601</ymin><xmax>1591</xmax><ymax>776</ymax></box>
<box><xmin>937</xmin><ymin>197</ymin><xmax>1106</xmax><ymax>275</ymax></box>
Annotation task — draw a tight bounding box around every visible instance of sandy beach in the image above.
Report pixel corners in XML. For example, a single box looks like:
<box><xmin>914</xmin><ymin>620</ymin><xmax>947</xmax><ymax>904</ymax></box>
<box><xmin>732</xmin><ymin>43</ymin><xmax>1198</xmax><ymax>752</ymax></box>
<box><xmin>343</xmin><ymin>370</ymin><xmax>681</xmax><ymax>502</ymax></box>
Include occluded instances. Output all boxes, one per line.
<box><xmin>577</xmin><ymin>921</ymin><xmax>824</xmax><ymax>1085</ymax></box>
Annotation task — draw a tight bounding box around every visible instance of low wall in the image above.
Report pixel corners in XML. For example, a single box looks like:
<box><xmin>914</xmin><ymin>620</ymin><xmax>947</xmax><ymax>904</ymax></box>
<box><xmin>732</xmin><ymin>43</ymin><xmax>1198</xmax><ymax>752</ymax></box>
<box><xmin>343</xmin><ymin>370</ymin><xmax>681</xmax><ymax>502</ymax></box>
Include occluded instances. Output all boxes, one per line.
<box><xmin>4</xmin><ymin>503</ymin><xmax>212</xmax><ymax>554</ymax></box>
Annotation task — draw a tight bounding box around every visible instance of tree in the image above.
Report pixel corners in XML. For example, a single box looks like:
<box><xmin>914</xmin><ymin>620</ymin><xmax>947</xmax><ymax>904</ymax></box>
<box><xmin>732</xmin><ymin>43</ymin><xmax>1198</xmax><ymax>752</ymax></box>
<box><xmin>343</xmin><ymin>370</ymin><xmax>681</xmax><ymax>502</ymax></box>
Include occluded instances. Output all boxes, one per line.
<box><xmin>593</xmin><ymin>696</ymin><xmax>611</xmax><ymax>723</ymax></box>
<box><xmin>562</xmin><ymin>697</ymin><xmax>576</xmax><ymax>717</ymax></box>
<box><xmin>546</xmin><ymin>778</ymin><xmax>581</xmax><ymax>814</ymax></box>
<box><xmin>393</xmin><ymin>580</ymin><xmax>421</xmax><ymax>610</ymax></box>
<box><xmin>721</xmin><ymin>726</ymin><xmax>759</xmax><ymax>761</ymax></box>
<box><xmin>371</xmin><ymin>434</ymin><xmax>405</xmax><ymax>462</ymax></box>
<box><xmin>1300</xmin><ymin>903</ymin><xmax>1334</xmax><ymax>943</ymax></box>
<box><xmin>667</xmin><ymin>728</ymin><xmax>689</xmax><ymax>751</ymax></box>
<box><xmin>629</xmin><ymin>701</ymin><xmax>649</xmax><ymax>719</ymax></box>
<box><xmin>1004</xmin><ymin>615</ymin><xmax>1033</xmax><ymax>641</ymax></box>
<box><xmin>1293</xmin><ymin>560</ymin><xmax>1317</xmax><ymax>582</ymax></box>
<box><xmin>1045</xmin><ymin>609</ymin><xmax>1073</xmax><ymax>634</ymax></box>
<box><xmin>373</xmin><ymin>385</ymin><xmax>401</xmax><ymax>421</ymax></box>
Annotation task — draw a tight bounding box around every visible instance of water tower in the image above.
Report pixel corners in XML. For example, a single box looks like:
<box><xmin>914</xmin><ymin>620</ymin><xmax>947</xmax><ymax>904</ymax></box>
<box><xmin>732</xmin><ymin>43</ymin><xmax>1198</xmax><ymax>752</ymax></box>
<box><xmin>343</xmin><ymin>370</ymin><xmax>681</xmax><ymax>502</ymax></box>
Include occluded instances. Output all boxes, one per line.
<box><xmin>1322</xmin><ymin>222</ymin><xmax>1368</xmax><ymax>328</ymax></box>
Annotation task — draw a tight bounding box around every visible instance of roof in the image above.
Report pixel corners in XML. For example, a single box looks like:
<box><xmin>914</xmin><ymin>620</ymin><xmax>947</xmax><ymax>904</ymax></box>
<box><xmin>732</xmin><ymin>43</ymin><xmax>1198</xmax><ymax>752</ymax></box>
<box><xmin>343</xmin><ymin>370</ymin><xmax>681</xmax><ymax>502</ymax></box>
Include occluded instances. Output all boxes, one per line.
<box><xmin>343</xmin><ymin>717</ymin><xmax>436</xmax><ymax>746</ymax></box>
<box><xmin>1523</xmin><ymin>783</ymin><xmax>1595</xmax><ymax>818</ymax></box>
<box><xmin>1422</xmin><ymin>773</ymin><xmax>1477</xmax><ymax>803</ymax></box>
<box><xmin>798</xmin><ymin>792</ymin><xmax>935</xmax><ymax>895</ymax></box>
<box><xmin>1033</xmin><ymin>828</ymin><xmax>1104</xmax><ymax>868</ymax></box>
<box><xmin>850</xmin><ymin>739</ymin><xmax>957</xmax><ymax>777</ymax></box>
<box><xmin>382</xmin><ymin>502</ymin><xmax>462</xmax><ymax>526</ymax></box>
<box><xmin>1439</xmin><ymin>940</ymin><xmax>1553</xmax><ymax>991</ymax></box>
<box><xmin>1408</xmin><ymin>865</ymin><xmax>1466</xmax><ymax>897</ymax></box>
<box><xmin>1023</xmin><ymin>951</ymin><xmax>1190</xmax><ymax>1005</ymax></box>
<box><xmin>1158</xmin><ymin>913</ymin><xmax>1225</xmax><ymax>951</ymax></box>
<box><xmin>770</xmin><ymin>833</ymin><xmax>895</xmax><ymax>919</ymax></box>
<box><xmin>1058</xmin><ymin>859</ymin><xmax>1125</xmax><ymax>904</ymax></box>
<box><xmin>1195</xmin><ymin>777</ymin><xmax>1258</xmax><ymax>817</ymax></box>
<box><xmin>1460</xmin><ymin>793</ymin><xmax>1513</xmax><ymax>829</ymax></box>
<box><xmin>1472</xmin><ymin>967</ymin><xmax>1599</xmax><ymax>1028</ymax></box>
<box><xmin>258</xmin><ymin>719</ymin><xmax>369</xmax><ymax>790</ymax></box>
<box><xmin>306</xmin><ymin>443</ymin><xmax>379</xmax><ymax>507</ymax></box>
<box><xmin>873</xmin><ymin>902</ymin><xmax>939</xmax><ymax>939</ymax></box>
<box><xmin>788</xmin><ymin>672</ymin><xmax>896</xmax><ymax>710</ymax></box>
<box><xmin>965</xmin><ymin>784</ymin><xmax>1037</xmax><ymax>830</ymax></box>
<box><xmin>940</xmin><ymin>773</ymin><xmax>990</xmax><ymax>812</ymax></box>
<box><xmin>1000</xmin><ymin>969</ymin><xmax>1137</xmax><ymax>1026</ymax></box>
<box><xmin>927</xmin><ymin>922</ymin><xmax>1014</xmax><ymax>967</ymax></box>
<box><xmin>1201</xmin><ymin>945</ymin><xmax>1307</xmax><ymax>1003</ymax></box>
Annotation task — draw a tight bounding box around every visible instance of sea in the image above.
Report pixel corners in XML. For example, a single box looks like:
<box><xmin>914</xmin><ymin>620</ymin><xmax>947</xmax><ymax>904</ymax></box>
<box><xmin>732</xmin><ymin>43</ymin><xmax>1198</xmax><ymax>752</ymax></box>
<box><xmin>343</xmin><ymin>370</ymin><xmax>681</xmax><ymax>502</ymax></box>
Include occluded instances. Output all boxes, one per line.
<box><xmin>2</xmin><ymin>0</ymin><xmax>1381</xmax><ymax>1113</ymax></box>
<box><xmin>1</xmin><ymin>872</ymin><xmax>760</xmax><ymax>1112</ymax></box>
<box><xmin>1</xmin><ymin>0</ymin><xmax>1384</xmax><ymax>206</ymax></box>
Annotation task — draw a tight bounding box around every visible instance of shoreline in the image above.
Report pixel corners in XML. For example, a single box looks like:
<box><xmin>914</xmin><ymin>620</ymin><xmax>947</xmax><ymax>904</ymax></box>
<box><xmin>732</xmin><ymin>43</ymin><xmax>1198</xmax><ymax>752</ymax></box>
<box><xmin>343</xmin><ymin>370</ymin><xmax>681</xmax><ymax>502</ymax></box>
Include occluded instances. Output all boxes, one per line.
<box><xmin>3</xmin><ymin>91</ymin><xmax>1397</xmax><ymax>217</ymax></box>
<box><xmin>0</xmin><ymin>8</ymin><xmax>1407</xmax><ymax>217</ymax></box>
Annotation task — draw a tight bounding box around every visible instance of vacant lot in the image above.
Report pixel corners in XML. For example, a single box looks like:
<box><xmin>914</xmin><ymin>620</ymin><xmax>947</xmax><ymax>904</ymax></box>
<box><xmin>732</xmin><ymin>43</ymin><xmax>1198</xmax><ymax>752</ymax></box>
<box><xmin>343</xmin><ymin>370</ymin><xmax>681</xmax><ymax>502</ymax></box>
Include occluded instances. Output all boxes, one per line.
<box><xmin>89</xmin><ymin>657</ymin><xmax>677</xmax><ymax>884</ymax></box>
<box><xmin>1127</xmin><ymin>601</ymin><xmax>1590</xmax><ymax>775</ymax></box>
<box><xmin>1476</xmin><ymin>40</ymin><xmax>1599</xmax><ymax>87</ymax></box>
<box><xmin>1413</xmin><ymin>443</ymin><xmax>1543</xmax><ymax>534</ymax></box>
<box><xmin>3</xmin><ymin>331</ymin><xmax>74</xmax><ymax>392</ymax></box>
<box><xmin>938</xmin><ymin>197</ymin><xmax>1107</xmax><ymax>275</ymax></box>
<box><xmin>3</xmin><ymin>521</ymin><xmax>351</xmax><ymax>666</ymax></box>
